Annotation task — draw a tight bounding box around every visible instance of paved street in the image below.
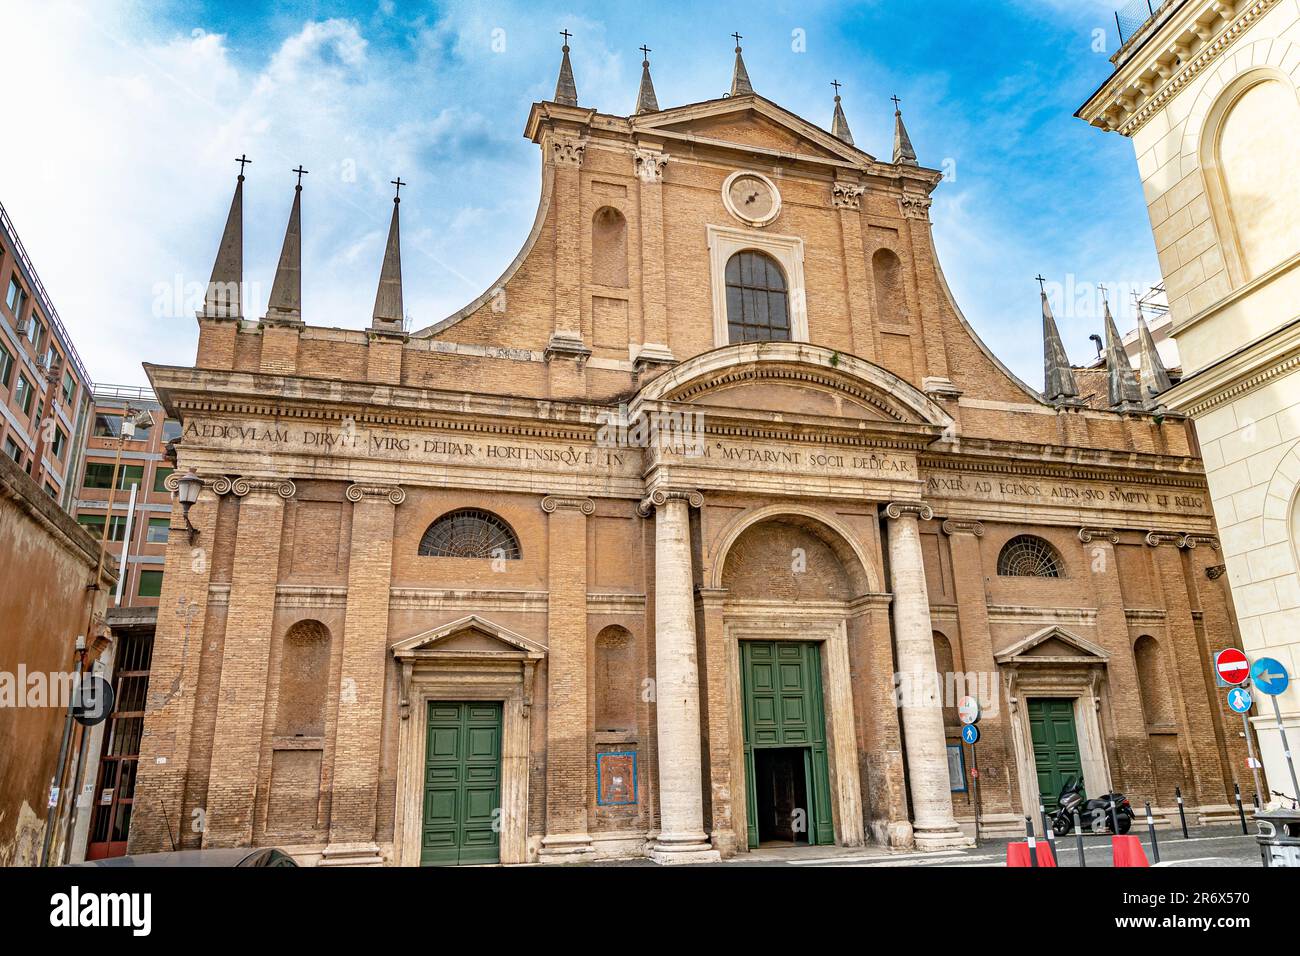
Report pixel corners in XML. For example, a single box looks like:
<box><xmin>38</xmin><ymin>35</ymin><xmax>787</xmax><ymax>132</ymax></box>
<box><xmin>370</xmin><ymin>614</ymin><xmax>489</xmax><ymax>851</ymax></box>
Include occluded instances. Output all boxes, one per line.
<box><xmin>723</xmin><ymin>825</ymin><xmax>1264</xmax><ymax>867</ymax></box>
<box><xmin>593</xmin><ymin>825</ymin><xmax>1265</xmax><ymax>867</ymax></box>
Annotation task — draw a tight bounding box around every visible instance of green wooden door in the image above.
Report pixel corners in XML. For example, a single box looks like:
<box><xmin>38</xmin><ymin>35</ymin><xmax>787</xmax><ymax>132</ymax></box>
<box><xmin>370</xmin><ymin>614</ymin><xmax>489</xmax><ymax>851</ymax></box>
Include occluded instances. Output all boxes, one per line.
<box><xmin>1028</xmin><ymin>698</ymin><xmax>1083</xmax><ymax>811</ymax></box>
<box><xmin>740</xmin><ymin>642</ymin><xmax>835</xmax><ymax>848</ymax></box>
<box><xmin>422</xmin><ymin>702</ymin><xmax>502</xmax><ymax>866</ymax></box>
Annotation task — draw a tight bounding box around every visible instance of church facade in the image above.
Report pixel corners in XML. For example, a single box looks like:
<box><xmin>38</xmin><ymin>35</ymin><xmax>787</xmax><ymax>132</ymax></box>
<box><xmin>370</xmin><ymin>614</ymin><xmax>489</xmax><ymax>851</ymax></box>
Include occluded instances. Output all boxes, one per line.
<box><xmin>130</xmin><ymin>43</ymin><xmax>1252</xmax><ymax>865</ymax></box>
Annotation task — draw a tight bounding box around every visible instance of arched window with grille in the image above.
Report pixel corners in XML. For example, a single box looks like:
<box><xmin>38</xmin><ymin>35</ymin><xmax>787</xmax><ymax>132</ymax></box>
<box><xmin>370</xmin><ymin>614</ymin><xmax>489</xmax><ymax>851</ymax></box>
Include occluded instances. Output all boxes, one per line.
<box><xmin>418</xmin><ymin>509</ymin><xmax>521</xmax><ymax>560</ymax></box>
<box><xmin>725</xmin><ymin>251</ymin><xmax>790</xmax><ymax>344</ymax></box>
<box><xmin>996</xmin><ymin>535</ymin><xmax>1063</xmax><ymax>578</ymax></box>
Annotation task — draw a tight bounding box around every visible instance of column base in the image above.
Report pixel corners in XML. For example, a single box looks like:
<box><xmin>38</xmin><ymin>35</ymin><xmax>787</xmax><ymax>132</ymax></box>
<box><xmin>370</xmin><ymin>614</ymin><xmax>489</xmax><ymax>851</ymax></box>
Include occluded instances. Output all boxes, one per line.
<box><xmin>912</xmin><ymin>824</ymin><xmax>975</xmax><ymax>851</ymax></box>
<box><xmin>317</xmin><ymin>841</ymin><xmax>386</xmax><ymax>867</ymax></box>
<box><xmin>649</xmin><ymin>832</ymin><xmax>721</xmax><ymax>865</ymax></box>
<box><xmin>1195</xmin><ymin>803</ymin><xmax>1246</xmax><ymax>826</ymax></box>
<box><xmin>538</xmin><ymin>832</ymin><xmax>595</xmax><ymax>863</ymax></box>
<box><xmin>870</xmin><ymin>820</ymin><xmax>914</xmax><ymax>848</ymax></box>
<box><xmin>972</xmin><ymin>812</ymin><xmax>1026</xmax><ymax>837</ymax></box>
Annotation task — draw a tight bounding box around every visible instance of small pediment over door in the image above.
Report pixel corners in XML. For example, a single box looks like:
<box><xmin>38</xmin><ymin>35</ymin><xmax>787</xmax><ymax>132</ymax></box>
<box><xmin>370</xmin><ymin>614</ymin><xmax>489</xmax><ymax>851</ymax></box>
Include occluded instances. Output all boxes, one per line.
<box><xmin>390</xmin><ymin>614</ymin><xmax>547</xmax><ymax>661</ymax></box>
<box><xmin>995</xmin><ymin>626</ymin><xmax>1109</xmax><ymax>667</ymax></box>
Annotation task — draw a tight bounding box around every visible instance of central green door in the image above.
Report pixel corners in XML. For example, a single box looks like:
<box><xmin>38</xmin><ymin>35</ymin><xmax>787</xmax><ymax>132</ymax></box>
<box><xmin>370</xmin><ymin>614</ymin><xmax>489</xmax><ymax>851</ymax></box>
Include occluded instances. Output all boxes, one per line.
<box><xmin>1028</xmin><ymin>698</ymin><xmax>1083</xmax><ymax>811</ymax></box>
<box><xmin>422</xmin><ymin>701</ymin><xmax>502</xmax><ymax>866</ymax></box>
<box><xmin>741</xmin><ymin>641</ymin><xmax>835</xmax><ymax>848</ymax></box>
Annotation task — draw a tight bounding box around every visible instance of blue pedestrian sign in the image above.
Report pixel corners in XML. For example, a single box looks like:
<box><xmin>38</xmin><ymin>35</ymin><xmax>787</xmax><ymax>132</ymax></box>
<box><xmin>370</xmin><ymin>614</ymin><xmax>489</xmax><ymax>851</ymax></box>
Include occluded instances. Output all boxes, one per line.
<box><xmin>1251</xmin><ymin>658</ymin><xmax>1291</xmax><ymax>697</ymax></box>
<box><xmin>1227</xmin><ymin>686</ymin><xmax>1253</xmax><ymax>714</ymax></box>
<box><xmin>961</xmin><ymin>724</ymin><xmax>980</xmax><ymax>745</ymax></box>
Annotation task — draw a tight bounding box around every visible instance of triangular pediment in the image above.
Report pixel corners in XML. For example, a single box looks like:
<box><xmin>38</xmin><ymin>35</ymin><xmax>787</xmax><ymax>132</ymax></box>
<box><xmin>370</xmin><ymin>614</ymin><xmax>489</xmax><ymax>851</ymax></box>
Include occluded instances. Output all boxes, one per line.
<box><xmin>633</xmin><ymin>95</ymin><xmax>874</xmax><ymax>166</ymax></box>
<box><xmin>996</xmin><ymin>626</ymin><xmax>1109</xmax><ymax>665</ymax></box>
<box><xmin>391</xmin><ymin>614</ymin><xmax>546</xmax><ymax>659</ymax></box>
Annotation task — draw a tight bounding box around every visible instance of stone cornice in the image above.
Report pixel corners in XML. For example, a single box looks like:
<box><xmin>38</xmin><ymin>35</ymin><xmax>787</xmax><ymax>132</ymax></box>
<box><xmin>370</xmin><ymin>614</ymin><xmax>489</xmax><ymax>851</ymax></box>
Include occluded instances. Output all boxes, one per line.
<box><xmin>1162</xmin><ymin>315</ymin><xmax>1300</xmax><ymax>416</ymax></box>
<box><xmin>922</xmin><ymin>449</ymin><xmax>1208</xmax><ymax>490</ymax></box>
<box><xmin>1080</xmin><ymin>0</ymin><xmax>1280</xmax><ymax>136</ymax></box>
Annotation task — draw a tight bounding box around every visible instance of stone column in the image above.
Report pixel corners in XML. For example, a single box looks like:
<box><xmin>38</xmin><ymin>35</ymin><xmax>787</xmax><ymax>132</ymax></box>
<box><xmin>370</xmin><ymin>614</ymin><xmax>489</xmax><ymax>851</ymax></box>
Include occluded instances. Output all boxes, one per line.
<box><xmin>632</xmin><ymin>147</ymin><xmax>674</xmax><ymax>371</ymax></box>
<box><xmin>539</xmin><ymin>495</ymin><xmax>595</xmax><ymax>860</ymax></box>
<box><xmin>130</xmin><ymin>474</ymin><xmax>225</xmax><ymax>853</ymax></box>
<box><xmin>642</xmin><ymin>490</ymin><xmax>720</xmax><ymax>864</ymax></box>
<box><xmin>885</xmin><ymin>502</ymin><xmax>968</xmax><ymax>849</ymax></box>
<box><xmin>320</xmin><ymin>483</ymin><xmax>403</xmax><ymax>866</ymax></box>
<box><xmin>942</xmin><ymin>520</ymin><xmax>1017</xmax><ymax>826</ymax></box>
<box><xmin>203</xmin><ymin>476</ymin><xmax>295</xmax><ymax>848</ymax></box>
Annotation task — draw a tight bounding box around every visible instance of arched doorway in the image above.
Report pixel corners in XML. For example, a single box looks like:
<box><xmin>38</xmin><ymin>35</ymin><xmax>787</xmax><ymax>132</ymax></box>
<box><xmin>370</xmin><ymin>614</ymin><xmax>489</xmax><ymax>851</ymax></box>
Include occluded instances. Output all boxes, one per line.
<box><xmin>714</xmin><ymin>510</ymin><xmax>875</xmax><ymax>851</ymax></box>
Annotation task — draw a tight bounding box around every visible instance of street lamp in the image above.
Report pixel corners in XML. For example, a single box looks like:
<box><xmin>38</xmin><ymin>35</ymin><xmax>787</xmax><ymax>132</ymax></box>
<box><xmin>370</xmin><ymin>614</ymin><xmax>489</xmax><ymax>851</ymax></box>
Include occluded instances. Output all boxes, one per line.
<box><xmin>176</xmin><ymin>468</ymin><xmax>202</xmax><ymax>543</ymax></box>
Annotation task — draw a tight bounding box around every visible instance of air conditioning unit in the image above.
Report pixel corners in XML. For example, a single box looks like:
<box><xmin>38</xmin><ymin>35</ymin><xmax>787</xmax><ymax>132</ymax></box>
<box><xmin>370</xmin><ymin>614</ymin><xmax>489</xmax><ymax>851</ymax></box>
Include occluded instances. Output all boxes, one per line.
<box><xmin>15</xmin><ymin>317</ymin><xmax>28</xmax><ymax>335</ymax></box>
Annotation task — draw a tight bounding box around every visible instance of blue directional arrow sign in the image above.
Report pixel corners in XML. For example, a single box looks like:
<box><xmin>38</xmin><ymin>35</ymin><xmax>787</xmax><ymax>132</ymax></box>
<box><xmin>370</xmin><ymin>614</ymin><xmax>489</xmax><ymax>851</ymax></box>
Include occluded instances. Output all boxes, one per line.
<box><xmin>1227</xmin><ymin>686</ymin><xmax>1253</xmax><ymax>714</ymax></box>
<box><xmin>961</xmin><ymin>724</ymin><xmax>980</xmax><ymax>745</ymax></box>
<box><xmin>1251</xmin><ymin>658</ymin><xmax>1291</xmax><ymax>697</ymax></box>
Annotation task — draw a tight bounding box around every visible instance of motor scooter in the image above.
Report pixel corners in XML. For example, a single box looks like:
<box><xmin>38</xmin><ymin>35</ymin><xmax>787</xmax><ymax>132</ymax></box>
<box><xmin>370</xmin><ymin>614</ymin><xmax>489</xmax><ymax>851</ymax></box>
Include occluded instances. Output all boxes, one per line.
<box><xmin>1050</xmin><ymin>777</ymin><xmax>1134</xmax><ymax>836</ymax></box>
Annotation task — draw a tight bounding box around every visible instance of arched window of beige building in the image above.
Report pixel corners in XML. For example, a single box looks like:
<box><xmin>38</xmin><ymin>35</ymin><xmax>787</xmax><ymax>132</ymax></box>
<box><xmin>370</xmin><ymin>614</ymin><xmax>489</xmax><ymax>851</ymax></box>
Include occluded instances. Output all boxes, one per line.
<box><xmin>1206</xmin><ymin>74</ymin><xmax>1300</xmax><ymax>281</ymax></box>
<box><xmin>872</xmin><ymin>249</ymin><xmax>910</xmax><ymax>325</ymax></box>
<box><xmin>275</xmin><ymin>619</ymin><xmax>331</xmax><ymax>737</ymax></box>
<box><xmin>1134</xmin><ymin>635</ymin><xmax>1175</xmax><ymax>728</ymax></box>
<box><xmin>591</xmin><ymin>207</ymin><xmax>628</xmax><ymax>288</ymax></box>
<box><xmin>594</xmin><ymin>625</ymin><xmax>637</xmax><ymax>733</ymax></box>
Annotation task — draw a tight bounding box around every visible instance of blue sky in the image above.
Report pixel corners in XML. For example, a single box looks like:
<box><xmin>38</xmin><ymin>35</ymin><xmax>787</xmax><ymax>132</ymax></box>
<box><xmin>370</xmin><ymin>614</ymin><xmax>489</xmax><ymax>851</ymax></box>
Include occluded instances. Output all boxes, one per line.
<box><xmin>1</xmin><ymin>0</ymin><xmax>1158</xmax><ymax>387</ymax></box>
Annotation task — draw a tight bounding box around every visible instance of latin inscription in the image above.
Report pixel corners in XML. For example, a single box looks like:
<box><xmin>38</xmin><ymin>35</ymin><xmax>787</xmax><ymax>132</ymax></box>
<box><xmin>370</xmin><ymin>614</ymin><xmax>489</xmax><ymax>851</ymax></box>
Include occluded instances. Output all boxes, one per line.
<box><xmin>925</xmin><ymin>471</ymin><xmax>1207</xmax><ymax>514</ymax></box>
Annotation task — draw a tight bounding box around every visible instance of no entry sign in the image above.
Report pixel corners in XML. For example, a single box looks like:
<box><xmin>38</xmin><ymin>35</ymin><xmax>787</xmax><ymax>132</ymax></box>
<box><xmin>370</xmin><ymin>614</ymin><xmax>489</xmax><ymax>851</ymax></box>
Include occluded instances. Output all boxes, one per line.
<box><xmin>1215</xmin><ymin>648</ymin><xmax>1250</xmax><ymax>686</ymax></box>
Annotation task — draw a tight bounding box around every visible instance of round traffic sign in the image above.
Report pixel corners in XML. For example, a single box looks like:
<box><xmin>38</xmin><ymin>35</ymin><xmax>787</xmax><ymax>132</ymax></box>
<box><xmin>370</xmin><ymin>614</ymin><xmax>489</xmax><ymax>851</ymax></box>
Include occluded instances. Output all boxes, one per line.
<box><xmin>1251</xmin><ymin>657</ymin><xmax>1291</xmax><ymax>697</ymax></box>
<box><xmin>957</xmin><ymin>696</ymin><xmax>980</xmax><ymax>726</ymax></box>
<box><xmin>1227</xmin><ymin>686</ymin><xmax>1253</xmax><ymax>714</ymax></box>
<box><xmin>72</xmin><ymin>675</ymin><xmax>115</xmax><ymax>727</ymax></box>
<box><xmin>1215</xmin><ymin>648</ymin><xmax>1250</xmax><ymax>686</ymax></box>
<box><xmin>961</xmin><ymin>724</ymin><xmax>980</xmax><ymax>745</ymax></box>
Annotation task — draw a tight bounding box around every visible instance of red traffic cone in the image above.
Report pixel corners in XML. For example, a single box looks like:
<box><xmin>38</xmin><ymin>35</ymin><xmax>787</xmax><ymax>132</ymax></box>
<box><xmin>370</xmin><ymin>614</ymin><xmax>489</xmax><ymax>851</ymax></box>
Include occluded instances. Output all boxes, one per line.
<box><xmin>1112</xmin><ymin>834</ymin><xmax>1150</xmax><ymax>867</ymax></box>
<box><xmin>1006</xmin><ymin>841</ymin><xmax>1057</xmax><ymax>867</ymax></box>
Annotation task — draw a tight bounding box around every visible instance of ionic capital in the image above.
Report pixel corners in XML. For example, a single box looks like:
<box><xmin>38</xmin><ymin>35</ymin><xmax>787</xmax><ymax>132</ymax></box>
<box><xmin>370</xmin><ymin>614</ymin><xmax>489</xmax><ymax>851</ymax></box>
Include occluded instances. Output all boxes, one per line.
<box><xmin>231</xmin><ymin>476</ymin><xmax>296</xmax><ymax>499</ymax></box>
<box><xmin>638</xmin><ymin>488</ymin><xmax>704</xmax><ymax>517</ymax></box>
<box><xmin>884</xmin><ymin>501</ymin><xmax>934</xmax><ymax>522</ymax></box>
<box><xmin>941</xmin><ymin>519</ymin><xmax>984</xmax><ymax>538</ymax></box>
<box><xmin>541</xmin><ymin>495</ymin><xmax>595</xmax><ymax>515</ymax></box>
<box><xmin>1144</xmin><ymin>530</ymin><xmax>1183</xmax><ymax>548</ymax></box>
<box><xmin>346</xmin><ymin>483</ymin><xmax>406</xmax><ymax>506</ymax></box>
<box><xmin>1078</xmin><ymin>527</ymin><xmax>1120</xmax><ymax>545</ymax></box>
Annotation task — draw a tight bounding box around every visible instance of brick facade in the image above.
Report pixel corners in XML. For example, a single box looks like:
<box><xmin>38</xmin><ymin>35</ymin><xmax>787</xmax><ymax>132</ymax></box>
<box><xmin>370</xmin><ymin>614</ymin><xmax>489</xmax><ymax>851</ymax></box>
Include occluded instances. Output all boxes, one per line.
<box><xmin>129</xmin><ymin>66</ymin><xmax>1253</xmax><ymax>863</ymax></box>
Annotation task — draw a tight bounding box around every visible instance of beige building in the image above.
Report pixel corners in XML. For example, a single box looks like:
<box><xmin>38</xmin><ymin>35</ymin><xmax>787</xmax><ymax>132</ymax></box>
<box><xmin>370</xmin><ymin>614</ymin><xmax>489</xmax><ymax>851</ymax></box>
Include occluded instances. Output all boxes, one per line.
<box><xmin>127</xmin><ymin>42</ymin><xmax>1252</xmax><ymax>865</ymax></box>
<box><xmin>1080</xmin><ymin>0</ymin><xmax>1300</xmax><ymax>804</ymax></box>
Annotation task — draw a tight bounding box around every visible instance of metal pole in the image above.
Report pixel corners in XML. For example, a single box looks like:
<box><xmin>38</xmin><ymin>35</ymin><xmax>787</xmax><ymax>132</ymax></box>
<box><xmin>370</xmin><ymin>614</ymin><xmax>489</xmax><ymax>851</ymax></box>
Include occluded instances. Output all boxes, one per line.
<box><xmin>1074</xmin><ymin>811</ymin><xmax>1086</xmax><ymax>867</ymax></box>
<box><xmin>1026</xmin><ymin>816</ymin><xmax>1038</xmax><ymax>868</ymax></box>
<box><xmin>971</xmin><ymin>742</ymin><xmax>981</xmax><ymax>849</ymax></box>
<box><xmin>1234</xmin><ymin>783</ymin><xmax>1247</xmax><ymax>834</ymax></box>
<box><xmin>1108</xmin><ymin>793</ymin><xmax>1119</xmax><ymax>834</ymax></box>
<box><xmin>1270</xmin><ymin>694</ymin><xmax>1300</xmax><ymax>807</ymax></box>
<box><xmin>39</xmin><ymin>642</ymin><xmax>85</xmax><ymax>867</ymax></box>
<box><xmin>1040</xmin><ymin>803</ymin><xmax>1056</xmax><ymax>863</ymax></box>
<box><xmin>61</xmin><ymin>716</ymin><xmax>92</xmax><ymax>865</ymax></box>
<box><xmin>1242</xmin><ymin>710</ymin><xmax>1266</xmax><ymax>811</ymax></box>
<box><xmin>1145</xmin><ymin>801</ymin><xmax>1160</xmax><ymax>864</ymax></box>
<box><xmin>1175</xmin><ymin>786</ymin><xmax>1189</xmax><ymax>839</ymax></box>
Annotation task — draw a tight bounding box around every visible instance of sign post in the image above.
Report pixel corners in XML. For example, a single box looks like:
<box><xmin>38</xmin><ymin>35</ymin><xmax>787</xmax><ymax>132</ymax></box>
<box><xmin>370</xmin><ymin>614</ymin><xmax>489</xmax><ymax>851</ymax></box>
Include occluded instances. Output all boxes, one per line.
<box><xmin>1219</xmin><ymin>650</ymin><xmax>1267</xmax><ymax>809</ymax></box>
<box><xmin>958</xmin><ymin>696</ymin><xmax>981</xmax><ymax>848</ymax></box>
<box><xmin>1251</xmin><ymin>657</ymin><xmax>1298</xmax><ymax>806</ymax></box>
